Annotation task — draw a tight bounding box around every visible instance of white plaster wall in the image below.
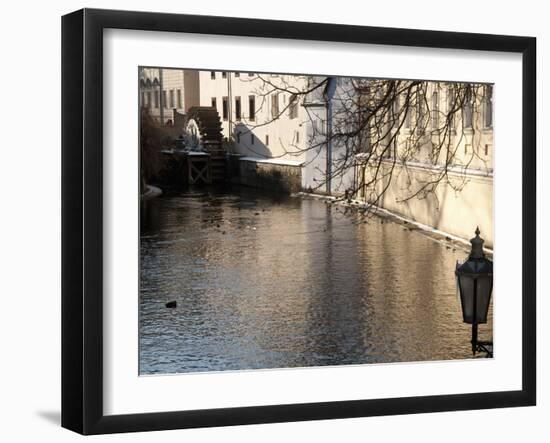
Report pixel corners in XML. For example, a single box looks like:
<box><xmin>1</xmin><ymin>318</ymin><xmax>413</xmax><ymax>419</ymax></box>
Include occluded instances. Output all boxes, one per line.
<box><xmin>199</xmin><ymin>71</ymin><xmax>307</xmax><ymax>162</ymax></box>
<box><xmin>392</xmin><ymin>82</ymin><xmax>494</xmax><ymax>171</ymax></box>
<box><xmin>302</xmin><ymin>103</ymin><xmax>329</xmax><ymax>192</ymax></box>
<box><xmin>371</xmin><ymin>162</ymin><xmax>494</xmax><ymax>246</ymax></box>
<box><xmin>184</xmin><ymin>70</ymin><xmax>200</xmax><ymax>111</ymax></box>
<box><xmin>301</xmin><ymin>76</ymin><xmax>360</xmax><ymax>195</ymax></box>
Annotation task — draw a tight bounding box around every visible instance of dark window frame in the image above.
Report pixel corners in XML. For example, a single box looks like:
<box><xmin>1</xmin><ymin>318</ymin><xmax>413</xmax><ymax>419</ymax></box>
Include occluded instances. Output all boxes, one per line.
<box><xmin>289</xmin><ymin>94</ymin><xmax>298</xmax><ymax>119</ymax></box>
<box><xmin>484</xmin><ymin>85</ymin><xmax>493</xmax><ymax>128</ymax></box>
<box><xmin>248</xmin><ymin>95</ymin><xmax>255</xmax><ymax>121</ymax></box>
<box><xmin>222</xmin><ymin>96</ymin><xmax>228</xmax><ymax>121</ymax></box>
<box><xmin>235</xmin><ymin>96</ymin><xmax>241</xmax><ymax>121</ymax></box>
<box><xmin>169</xmin><ymin>89</ymin><xmax>175</xmax><ymax>109</ymax></box>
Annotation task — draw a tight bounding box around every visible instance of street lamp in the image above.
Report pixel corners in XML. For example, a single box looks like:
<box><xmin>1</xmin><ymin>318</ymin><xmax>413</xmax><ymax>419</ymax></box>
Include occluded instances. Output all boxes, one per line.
<box><xmin>455</xmin><ymin>227</ymin><xmax>493</xmax><ymax>357</ymax></box>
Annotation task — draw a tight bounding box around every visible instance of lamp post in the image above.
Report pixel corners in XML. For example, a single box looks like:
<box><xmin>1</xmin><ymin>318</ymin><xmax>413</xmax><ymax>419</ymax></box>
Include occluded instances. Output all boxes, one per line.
<box><xmin>455</xmin><ymin>227</ymin><xmax>493</xmax><ymax>357</ymax></box>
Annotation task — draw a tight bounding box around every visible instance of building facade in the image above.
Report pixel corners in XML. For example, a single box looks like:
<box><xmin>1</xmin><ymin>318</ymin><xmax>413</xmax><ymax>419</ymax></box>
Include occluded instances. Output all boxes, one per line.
<box><xmin>199</xmin><ymin>71</ymin><xmax>308</xmax><ymax>161</ymax></box>
<box><xmin>356</xmin><ymin>80</ymin><xmax>494</xmax><ymax>246</ymax></box>
<box><xmin>301</xmin><ymin>77</ymin><xmax>494</xmax><ymax>245</ymax></box>
<box><xmin>139</xmin><ymin>68</ymin><xmax>200</xmax><ymax>126</ymax></box>
<box><xmin>302</xmin><ymin>76</ymin><xmax>358</xmax><ymax>195</ymax></box>
<box><xmin>198</xmin><ymin>71</ymin><xmax>309</xmax><ymax>192</ymax></box>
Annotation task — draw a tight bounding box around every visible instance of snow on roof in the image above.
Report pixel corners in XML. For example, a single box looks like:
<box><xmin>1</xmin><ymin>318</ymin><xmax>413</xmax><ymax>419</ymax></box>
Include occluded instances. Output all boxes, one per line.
<box><xmin>239</xmin><ymin>156</ymin><xmax>304</xmax><ymax>167</ymax></box>
<box><xmin>185</xmin><ymin>151</ymin><xmax>210</xmax><ymax>156</ymax></box>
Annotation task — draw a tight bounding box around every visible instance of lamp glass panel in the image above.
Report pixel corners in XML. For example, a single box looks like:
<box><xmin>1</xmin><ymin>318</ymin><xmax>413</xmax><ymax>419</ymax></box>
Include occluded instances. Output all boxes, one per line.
<box><xmin>475</xmin><ymin>275</ymin><xmax>493</xmax><ymax>324</ymax></box>
<box><xmin>458</xmin><ymin>274</ymin><xmax>474</xmax><ymax>323</ymax></box>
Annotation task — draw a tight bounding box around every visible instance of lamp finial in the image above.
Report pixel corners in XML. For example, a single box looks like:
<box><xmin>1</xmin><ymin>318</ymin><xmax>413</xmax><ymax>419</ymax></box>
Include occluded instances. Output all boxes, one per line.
<box><xmin>470</xmin><ymin>228</ymin><xmax>485</xmax><ymax>259</ymax></box>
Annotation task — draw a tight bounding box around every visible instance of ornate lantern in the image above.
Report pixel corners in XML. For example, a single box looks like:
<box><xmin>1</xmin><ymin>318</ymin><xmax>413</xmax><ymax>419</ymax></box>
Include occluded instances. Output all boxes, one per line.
<box><xmin>455</xmin><ymin>228</ymin><xmax>493</xmax><ymax>356</ymax></box>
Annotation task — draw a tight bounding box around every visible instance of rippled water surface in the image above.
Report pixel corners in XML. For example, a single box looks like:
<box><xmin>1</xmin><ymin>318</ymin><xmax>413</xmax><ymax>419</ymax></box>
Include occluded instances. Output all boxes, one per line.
<box><xmin>140</xmin><ymin>187</ymin><xmax>492</xmax><ymax>374</ymax></box>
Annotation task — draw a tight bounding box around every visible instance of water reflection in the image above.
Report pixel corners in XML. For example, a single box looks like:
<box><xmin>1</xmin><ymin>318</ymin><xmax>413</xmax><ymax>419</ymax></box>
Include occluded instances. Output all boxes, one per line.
<box><xmin>139</xmin><ymin>186</ymin><xmax>492</xmax><ymax>374</ymax></box>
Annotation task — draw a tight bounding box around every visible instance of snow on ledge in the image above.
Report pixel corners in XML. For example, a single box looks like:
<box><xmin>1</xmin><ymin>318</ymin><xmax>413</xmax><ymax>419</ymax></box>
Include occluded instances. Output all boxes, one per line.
<box><xmin>239</xmin><ymin>156</ymin><xmax>304</xmax><ymax>167</ymax></box>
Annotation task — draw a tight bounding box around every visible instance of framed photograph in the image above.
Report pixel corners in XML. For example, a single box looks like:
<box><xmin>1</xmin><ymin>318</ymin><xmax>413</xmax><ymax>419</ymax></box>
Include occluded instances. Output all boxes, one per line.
<box><xmin>62</xmin><ymin>8</ymin><xmax>536</xmax><ymax>435</ymax></box>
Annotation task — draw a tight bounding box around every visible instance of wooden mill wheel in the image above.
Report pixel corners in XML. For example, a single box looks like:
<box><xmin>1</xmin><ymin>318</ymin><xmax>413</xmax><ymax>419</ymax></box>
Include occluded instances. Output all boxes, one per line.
<box><xmin>185</xmin><ymin>106</ymin><xmax>226</xmax><ymax>182</ymax></box>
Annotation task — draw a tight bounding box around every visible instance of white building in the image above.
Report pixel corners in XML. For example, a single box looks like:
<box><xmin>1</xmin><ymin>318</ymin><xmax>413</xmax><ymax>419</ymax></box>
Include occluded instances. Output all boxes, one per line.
<box><xmin>139</xmin><ymin>68</ymin><xmax>200</xmax><ymax>126</ymax></box>
<box><xmin>199</xmin><ymin>71</ymin><xmax>308</xmax><ymax>163</ymax></box>
<box><xmin>302</xmin><ymin>76</ymin><xmax>358</xmax><ymax>195</ymax></box>
<box><xmin>337</xmin><ymin>78</ymin><xmax>494</xmax><ymax>245</ymax></box>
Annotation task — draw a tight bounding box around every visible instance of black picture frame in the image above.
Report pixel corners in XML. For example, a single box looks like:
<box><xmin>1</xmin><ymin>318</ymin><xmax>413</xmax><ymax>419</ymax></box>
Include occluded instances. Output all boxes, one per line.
<box><xmin>62</xmin><ymin>8</ymin><xmax>536</xmax><ymax>435</ymax></box>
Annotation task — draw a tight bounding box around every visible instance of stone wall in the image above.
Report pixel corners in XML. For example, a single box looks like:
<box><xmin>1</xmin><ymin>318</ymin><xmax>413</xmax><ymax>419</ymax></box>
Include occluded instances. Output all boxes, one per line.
<box><xmin>359</xmin><ymin>161</ymin><xmax>494</xmax><ymax>247</ymax></box>
<box><xmin>236</xmin><ymin>158</ymin><xmax>302</xmax><ymax>194</ymax></box>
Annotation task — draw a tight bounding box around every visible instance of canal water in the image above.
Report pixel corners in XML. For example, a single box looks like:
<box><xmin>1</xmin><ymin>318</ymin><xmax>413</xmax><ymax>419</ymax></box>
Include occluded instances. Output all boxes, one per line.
<box><xmin>140</xmin><ymin>186</ymin><xmax>493</xmax><ymax>375</ymax></box>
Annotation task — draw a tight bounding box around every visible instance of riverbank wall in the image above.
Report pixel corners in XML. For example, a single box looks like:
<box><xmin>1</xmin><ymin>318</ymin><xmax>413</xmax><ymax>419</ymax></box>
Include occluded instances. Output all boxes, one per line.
<box><xmin>356</xmin><ymin>160</ymin><xmax>493</xmax><ymax>248</ymax></box>
<box><xmin>229</xmin><ymin>155</ymin><xmax>303</xmax><ymax>194</ymax></box>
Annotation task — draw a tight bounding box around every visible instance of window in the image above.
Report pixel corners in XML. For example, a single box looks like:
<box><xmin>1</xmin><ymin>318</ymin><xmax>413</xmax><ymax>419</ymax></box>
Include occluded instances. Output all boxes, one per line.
<box><xmin>251</xmin><ymin>133</ymin><xmax>255</xmax><ymax>145</ymax></box>
<box><xmin>235</xmin><ymin>96</ymin><xmax>241</xmax><ymax>120</ymax></box>
<box><xmin>163</xmin><ymin>90</ymin><xmax>167</xmax><ymax>108</ymax></box>
<box><xmin>376</xmin><ymin>88</ymin><xmax>384</xmax><ymax>107</ymax></box>
<box><xmin>392</xmin><ymin>96</ymin><xmax>400</xmax><ymax>119</ymax></box>
<box><xmin>141</xmin><ymin>92</ymin><xmax>145</xmax><ymax>107</ymax></box>
<box><xmin>154</xmin><ymin>91</ymin><xmax>159</xmax><ymax>108</ymax></box>
<box><xmin>248</xmin><ymin>72</ymin><xmax>254</xmax><ymax>77</ymax></box>
<box><xmin>235</xmin><ymin>72</ymin><xmax>240</xmax><ymax>77</ymax></box>
<box><xmin>210</xmin><ymin>71</ymin><xmax>216</xmax><ymax>79</ymax></box>
<box><xmin>295</xmin><ymin>130</ymin><xmax>300</xmax><ymax>144</ymax></box>
<box><xmin>484</xmin><ymin>85</ymin><xmax>493</xmax><ymax>128</ymax></box>
<box><xmin>169</xmin><ymin>90</ymin><xmax>175</xmax><ymax>109</ymax></box>
<box><xmin>485</xmin><ymin>144</ymin><xmax>490</xmax><ymax>156</ymax></box>
<box><xmin>463</xmin><ymin>89</ymin><xmax>473</xmax><ymax>128</ymax></box>
<box><xmin>405</xmin><ymin>107</ymin><xmax>411</xmax><ymax>129</ymax></box>
<box><xmin>222</xmin><ymin>96</ymin><xmax>228</xmax><ymax>121</ymax></box>
<box><xmin>447</xmin><ymin>86</ymin><xmax>455</xmax><ymax>129</ymax></box>
<box><xmin>417</xmin><ymin>98</ymin><xmax>425</xmax><ymax>133</ymax></box>
<box><xmin>222</xmin><ymin>72</ymin><xmax>227</xmax><ymax>79</ymax></box>
<box><xmin>431</xmin><ymin>91</ymin><xmax>439</xmax><ymax>129</ymax></box>
<box><xmin>146</xmin><ymin>91</ymin><xmax>151</xmax><ymax>108</ymax></box>
<box><xmin>271</xmin><ymin>93</ymin><xmax>279</xmax><ymax>118</ymax></box>
<box><xmin>211</xmin><ymin>97</ymin><xmax>217</xmax><ymax>109</ymax></box>
<box><xmin>361</xmin><ymin>124</ymin><xmax>371</xmax><ymax>153</ymax></box>
<box><xmin>177</xmin><ymin>89</ymin><xmax>182</xmax><ymax>109</ymax></box>
<box><xmin>289</xmin><ymin>94</ymin><xmax>298</xmax><ymax>119</ymax></box>
<box><xmin>265</xmin><ymin>134</ymin><xmax>269</xmax><ymax>146</ymax></box>
<box><xmin>249</xmin><ymin>95</ymin><xmax>255</xmax><ymax>121</ymax></box>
